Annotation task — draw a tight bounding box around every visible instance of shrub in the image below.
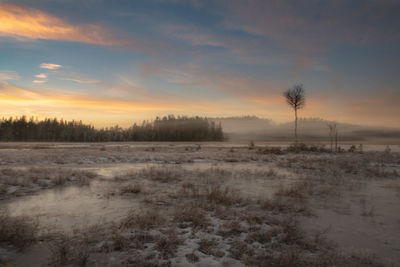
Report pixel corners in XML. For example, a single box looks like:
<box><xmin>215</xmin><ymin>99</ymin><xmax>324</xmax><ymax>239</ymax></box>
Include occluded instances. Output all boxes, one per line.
<box><xmin>286</xmin><ymin>143</ymin><xmax>328</xmax><ymax>153</ymax></box>
<box><xmin>120</xmin><ymin>183</ymin><xmax>142</xmax><ymax>194</ymax></box>
<box><xmin>258</xmin><ymin>146</ymin><xmax>283</xmax><ymax>155</ymax></box>
<box><xmin>173</xmin><ymin>203</ymin><xmax>209</xmax><ymax>229</ymax></box>
<box><xmin>0</xmin><ymin>209</ymin><xmax>38</xmax><ymax>249</ymax></box>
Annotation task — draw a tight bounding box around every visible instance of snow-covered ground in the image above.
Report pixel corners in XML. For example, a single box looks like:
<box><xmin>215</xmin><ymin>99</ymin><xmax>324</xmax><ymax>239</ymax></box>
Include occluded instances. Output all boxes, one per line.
<box><xmin>0</xmin><ymin>142</ymin><xmax>399</xmax><ymax>266</ymax></box>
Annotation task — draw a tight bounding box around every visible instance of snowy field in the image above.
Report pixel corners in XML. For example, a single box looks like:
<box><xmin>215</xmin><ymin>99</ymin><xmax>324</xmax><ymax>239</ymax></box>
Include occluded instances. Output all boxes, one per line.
<box><xmin>0</xmin><ymin>142</ymin><xmax>399</xmax><ymax>266</ymax></box>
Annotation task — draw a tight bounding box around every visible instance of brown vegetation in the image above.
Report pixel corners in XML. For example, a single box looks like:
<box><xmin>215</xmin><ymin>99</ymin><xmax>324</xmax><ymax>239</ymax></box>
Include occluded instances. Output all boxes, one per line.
<box><xmin>0</xmin><ymin>209</ymin><xmax>38</xmax><ymax>249</ymax></box>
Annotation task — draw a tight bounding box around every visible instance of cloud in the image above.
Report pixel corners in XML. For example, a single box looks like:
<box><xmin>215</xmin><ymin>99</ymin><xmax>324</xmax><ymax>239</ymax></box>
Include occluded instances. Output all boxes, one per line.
<box><xmin>0</xmin><ymin>3</ymin><xmax>131</xmax><ymax>47</ymax></box>
<box><xmin>61</xmin><ymin>78</ymin><xmax>100</xmax><ymax>84</ymax></box>
<box><xmin>223</xmin><ymin>0</ymin><xmax>400</xmax><ymax>49</ymax></box>
<box><xmin>144</xmin><ymin>62</ymin><xmax>281</xmax><ymax>98</ymax></box>
<box><xmin>0</xmin><ymin>82</ymin><xmax>173</xmax><ymax>111</ymax></box>
<box><xmin>34</xmin><ymin>73</ymin><xmax>47</xmax><ymax>79</ymax></box>
<box><xmin>164</xmin><ymin>25</ymin><xmax>226</xmax><ymax>48</ymax></box>
<box><xmin>155</xmin><ymin>0</ymin><xmax>203</xmax><ymax>8</ymax></box>
<box><xmin>219</xmin><ymin>0</ymin><xmax>400</xmax><ymax>71</ymax></box>
<box><xmin>0</xmin><ymin>3</ymin><xmax>173</xmax><ymax>54</ymax></box>
<box><xmin>40</xmin><ymin>63</ymin><xmax>62</xmax><ymax>70</ymax></box>
<box><xmin>0</xmin><ymin>70</ymin><xmax>19</xmax><ymax>81</ymax></box>
<box><xmin>33</xmin><ymin>79</ymin><xmax>47</xmax><ymax>84</ymax></box>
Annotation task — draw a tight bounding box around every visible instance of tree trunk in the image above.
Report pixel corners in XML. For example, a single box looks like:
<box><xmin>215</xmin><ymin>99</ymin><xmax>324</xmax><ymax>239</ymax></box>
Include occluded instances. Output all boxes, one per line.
<box><xmin>295</xmin><ymin>108</ymin><xmax>298</xmax><ymax>144</ymax></box>
<box><xmin>335</xmin><ymin>130</ymin><xmax>338</xmax><ymax>152</ymax></box>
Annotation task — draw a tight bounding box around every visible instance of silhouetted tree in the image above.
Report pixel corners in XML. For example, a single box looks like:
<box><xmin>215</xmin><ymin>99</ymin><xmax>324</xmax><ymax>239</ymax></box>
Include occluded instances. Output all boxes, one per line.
<box><xmin>283</xmin><ymin>84</ymin><xmax>305</xmax><ymax>144</ymax></box>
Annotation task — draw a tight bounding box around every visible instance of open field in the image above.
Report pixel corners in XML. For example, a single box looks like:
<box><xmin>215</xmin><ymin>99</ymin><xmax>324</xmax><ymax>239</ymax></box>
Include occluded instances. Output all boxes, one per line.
<box><xmin>0</xmin><ymin>142</ymin><xmax>399</xmax><ymax>266</ymax></box>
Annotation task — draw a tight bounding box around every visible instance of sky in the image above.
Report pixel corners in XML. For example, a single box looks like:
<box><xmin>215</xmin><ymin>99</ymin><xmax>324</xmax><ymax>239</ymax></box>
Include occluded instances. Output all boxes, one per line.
<box><xmin>0</xmin><ymin>0</ymin><xmax>399</xmax><ymax>128</ymax></box>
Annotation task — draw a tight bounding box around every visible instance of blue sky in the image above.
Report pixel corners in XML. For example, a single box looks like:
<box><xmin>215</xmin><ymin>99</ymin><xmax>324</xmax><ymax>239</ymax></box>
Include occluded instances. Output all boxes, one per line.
<box><xmin>0</xmin><ymin>0</ymin><xmax>399</xmax><ymax>127</ymax></box>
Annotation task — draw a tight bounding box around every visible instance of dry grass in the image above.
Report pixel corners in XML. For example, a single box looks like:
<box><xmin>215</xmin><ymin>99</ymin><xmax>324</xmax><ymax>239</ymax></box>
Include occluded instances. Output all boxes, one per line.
<box><xmin>218</xmin><ymin>220</ymin><xmax>246</xmax><ymax>237</ymax></box>
<box><xmin>0</xmin><ymin>209</ymin><xmax>38</xmax><ymax>249</ymax></box>
<box><xmin>228</xmin><ymin>239</ymin><xmax>254</xmax><ymax>260</ymax></box>
<box><xmin>120</xmin><ymin>209</ymin><xmax>164</xmax><ymax>230</ymax></box>
<box><xmin>48</xmin><ymin>232</ymin><xmax>90</xmax><ymax>266</ymax></box>
<box><xmin>261</xmin><ymin>180</ymin><xmax>312</xmax><ymax>215</ymax></box>
<box><xmin>257</xmin><ymin>146</ymin><xmax>283</xmax><ymax>155</ymax></box>
<box><xmin>0</xmin><ymin>184</ymin><xmax>7</xmax><ymax>197</ymax></box>
<box><xmin>173</xmin><ymin>203</ymin><xmax>209</xmax><ymax>229</ymax></box>
<box><xmin>123</xmin><ymin>252</ymin><xmax>165</xmax><ymax>266</ymax></box>
<box><xmin>154</xmin><ymin>230</ymin><xmax>182</xmax><ymax>259</ymax></box>
<box><xmin>0</xmin><ymin>167</ymin><xmax>96</xmax><ymax>199</ymax></box>
<box><xmin>115</xmin><ymin>166</ymin><xmax>184</xmax><ymax>183</ymax></box>
<box><xmin>275</xmin><ymin>179</ymin><xmax>312</xmax><ymax>199</ymax></box>
<box><xmin>281</xmin><ymin>153</ymin><xmax>400</xmax><ymax>181</ymax></box>
<box><xmin>141</xmin><ymin>166</ymin><xmax>182</xmax><ymax>183</ymax></box>
<box><xmin>204</xmin><ymin>185</ymin><xmax>241</xmax><ymax>206</ymax></box>
<box><xmin>185</xmin><ymin>252</ymin><xmax>199</xmax><ymax>263</ymax></box>
<box><xmin>119</xmin><ymin>183</ymin><xmax>142</xmax><ymax>195</ymax></box>
<box><xmin>177</xmin><ymin>183</ymin><xmax>242</xmax><ymax>209</ymax></box>
<box><xmin>197</xmin><ymin>237</ymin><xmax>223</xmax><ymax>257</ymax></box>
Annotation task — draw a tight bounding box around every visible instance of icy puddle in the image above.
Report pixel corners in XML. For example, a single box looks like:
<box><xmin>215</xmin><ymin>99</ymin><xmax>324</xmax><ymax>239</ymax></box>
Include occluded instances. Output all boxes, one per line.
<box><xmin>3</xmin><ymin>180</ymin><xmax>139</xmax><ymax>232</ymax></box>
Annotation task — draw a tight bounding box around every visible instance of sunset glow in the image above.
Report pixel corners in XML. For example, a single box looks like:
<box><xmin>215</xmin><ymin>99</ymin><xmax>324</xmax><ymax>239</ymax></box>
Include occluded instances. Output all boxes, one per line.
<box><xmin>1</xmin><ymin>1</ymin><xmax>399</xmax><ymax>127</ymax></box>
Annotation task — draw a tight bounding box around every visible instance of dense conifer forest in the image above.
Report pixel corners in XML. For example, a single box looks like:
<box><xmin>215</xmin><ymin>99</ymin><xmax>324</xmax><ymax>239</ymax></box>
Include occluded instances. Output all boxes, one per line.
<box><xmin>0</xmin><ymin>115</ymin><xmax>224</xmax><ymax>142</ymax></box>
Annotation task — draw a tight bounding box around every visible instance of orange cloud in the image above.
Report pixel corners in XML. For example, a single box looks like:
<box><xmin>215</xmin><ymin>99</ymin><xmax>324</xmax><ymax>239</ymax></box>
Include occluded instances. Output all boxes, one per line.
<box><xmin>0</xmin><ymin>83</ymin><xmax>171</xmax><ymax>111</ymax></box>
<box><xmin>0</xmin><ymin>3</ymin><xmax>128</xmax><ymax>47</ymax></box>
<box><xmin>34</xmin><ymin>73</ymin><xmax>47</xmax><ymax>79</ymax></box>
<box><xmin>40</xmin><ymin>63</ymin><xmax>62</xmax><ymax>70</ymax></box>
<box><xmin>32</xmin><ymin>80</ymin><xmax>47</xmax><ymax>84</ymax></box>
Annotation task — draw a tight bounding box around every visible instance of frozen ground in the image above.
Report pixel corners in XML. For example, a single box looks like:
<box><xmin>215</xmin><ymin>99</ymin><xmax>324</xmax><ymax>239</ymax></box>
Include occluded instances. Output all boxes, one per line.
<box><xmin>0</xmin><ymin>142</ymin><xmax>399</xmax><ymax>266</ymax></box>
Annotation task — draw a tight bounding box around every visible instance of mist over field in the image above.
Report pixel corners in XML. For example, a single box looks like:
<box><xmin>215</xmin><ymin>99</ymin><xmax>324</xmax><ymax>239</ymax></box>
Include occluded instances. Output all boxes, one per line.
<box><xmin>213</xmin><ymin>116</ymin><xmax>400</xmax><ymax>143</ymax></box>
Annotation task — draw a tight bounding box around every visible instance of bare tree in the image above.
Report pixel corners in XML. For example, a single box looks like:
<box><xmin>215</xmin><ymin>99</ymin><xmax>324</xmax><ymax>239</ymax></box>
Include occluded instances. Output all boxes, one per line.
<box><xmin>283</xmin><ymin>84</ymin><xmax>305</xmax><ymax>144</ymax></box>
<box><xmin>328</xmin><ymin>123</ymin><xmax>338</xmax><ymax>152</ymax></box>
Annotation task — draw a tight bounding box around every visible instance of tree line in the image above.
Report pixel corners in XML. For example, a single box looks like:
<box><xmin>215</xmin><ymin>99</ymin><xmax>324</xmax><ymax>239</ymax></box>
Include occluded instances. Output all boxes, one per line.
<box><xmin>0</xmin><ymin>115</ymin><xmax>224</xmax><ymax>142</ymax></box>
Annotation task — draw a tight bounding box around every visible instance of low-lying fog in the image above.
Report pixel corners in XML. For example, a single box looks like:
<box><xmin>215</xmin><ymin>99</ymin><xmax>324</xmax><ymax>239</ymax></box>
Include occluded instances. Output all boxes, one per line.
<box><xmin>213</xmin><ymin>116</ymin><xmax>400</xmax><ymax>143</ymax></box>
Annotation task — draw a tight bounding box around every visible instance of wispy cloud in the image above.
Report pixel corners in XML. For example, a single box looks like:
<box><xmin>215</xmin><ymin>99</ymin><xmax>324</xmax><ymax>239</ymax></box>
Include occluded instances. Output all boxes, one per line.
<box><xmin>0</xmin><ymin>70</ymin><xmax>19</xmax><ymax>81</ymax></box>
<box><xmin>0</xmin><ymin>3</ymin><xmax>171</xmax><ymax>53</ymax></box>
<box><xmin>61</xmin><ymin>78</ymin><xmax>100</xmax><ymax>84</ymax></box>
<box><xmin>0</xmin><ymin>3</ymin><xmax>127</xmax><ymax>46</ymax></box>
<box><xmin>33</xmin><ymin>79</ymin><xmax>47</xmax><ymax>84</ymax></box>
<box><xmin>34</xmin><ymin>73</ymin><xmax>47</xmax><ymax>79</ymax></box>
<box><xmin>164</xmin><ymin>25</ymin><xmax>226</xmax><ymax>48</ymax></box>
<box><xmin>143</xmin><ymin>62</ymin><xmax>280</xmax><ymax>97</ymax></box>
<box><xmin>0</xmin><ymin>82</ymin><xmax>174</xmax><ymax>112</ymax></box>
<box><xmin>217</xmin><ymin>0</ymin><xmax>400</xmax><ymax>74</ymax></box>
<box><xmin>222</xmin><ymin>0</ymin><xmax>400</xmax><ymax>52</ymax></box>
<box><xmin>40</xmin><ymin>63</ymin><xmax>62</xmax><ymax>70</ymax></box>
<box><xmin>156</xmin><ymin>0</ymin><xmax>203</xmax><ymax>8</ymax></box>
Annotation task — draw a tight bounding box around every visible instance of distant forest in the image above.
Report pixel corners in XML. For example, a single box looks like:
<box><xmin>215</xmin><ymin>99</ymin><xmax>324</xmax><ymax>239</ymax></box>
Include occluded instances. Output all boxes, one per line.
<box><xmin>0</xmin><ymin>115</ymin><xmax>224</xmax><ymax>142</ymax></box>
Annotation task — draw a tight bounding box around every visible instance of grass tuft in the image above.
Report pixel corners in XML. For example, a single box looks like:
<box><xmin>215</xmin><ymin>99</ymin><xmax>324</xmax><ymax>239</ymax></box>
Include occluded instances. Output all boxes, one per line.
<box><xmin>0</xmin><ymin>209</ymin><xmax>38</xmax><ymax>249</ymax></box>
<box><xmin>120</xmin><ymin>209</ymin><xmax>163</xmax><ymax>230</ymax></box>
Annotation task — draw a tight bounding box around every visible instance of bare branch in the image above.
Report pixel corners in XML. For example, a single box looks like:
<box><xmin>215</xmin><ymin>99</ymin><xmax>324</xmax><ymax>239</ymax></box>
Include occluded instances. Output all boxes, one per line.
<box><xmin>283</xmin><ymin>84</ymin><xmax>305</xmax><ymax>110</ymax></box>
<box><xmin>283</xmin><ymin>83</ymin><xmax>306</xmax><ymax>144</ymax></box>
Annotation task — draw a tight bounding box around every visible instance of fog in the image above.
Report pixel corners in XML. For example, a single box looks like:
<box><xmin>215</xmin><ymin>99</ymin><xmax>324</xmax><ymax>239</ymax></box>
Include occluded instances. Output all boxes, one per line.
<box><xmin>212</xmin><ymin>116</ymin><xmax>400</xmax><ymax>143</ymax></box>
